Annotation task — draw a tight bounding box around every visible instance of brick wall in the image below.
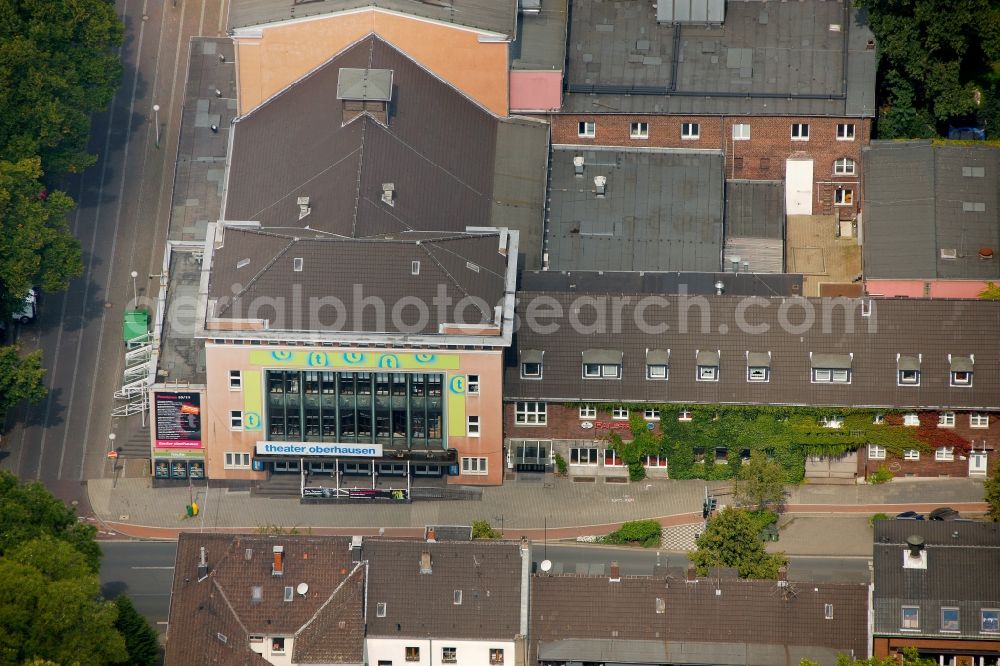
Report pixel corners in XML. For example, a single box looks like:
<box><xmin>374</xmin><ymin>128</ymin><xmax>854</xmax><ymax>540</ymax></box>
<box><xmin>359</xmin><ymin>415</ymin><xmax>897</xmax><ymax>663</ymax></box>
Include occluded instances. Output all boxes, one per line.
<box><xmin>548</xmin><ymin>114</ymin><xmax>872</xmax><ymax>216</ymax></box>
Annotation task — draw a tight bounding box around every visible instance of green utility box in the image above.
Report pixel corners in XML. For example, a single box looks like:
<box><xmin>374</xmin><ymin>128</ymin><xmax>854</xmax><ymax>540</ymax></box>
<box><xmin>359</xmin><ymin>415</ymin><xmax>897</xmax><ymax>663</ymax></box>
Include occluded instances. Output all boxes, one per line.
<box><xmin>123</xmin><ymin>310</ymin><xmax>148</xmax><ymax>345</ymax></box>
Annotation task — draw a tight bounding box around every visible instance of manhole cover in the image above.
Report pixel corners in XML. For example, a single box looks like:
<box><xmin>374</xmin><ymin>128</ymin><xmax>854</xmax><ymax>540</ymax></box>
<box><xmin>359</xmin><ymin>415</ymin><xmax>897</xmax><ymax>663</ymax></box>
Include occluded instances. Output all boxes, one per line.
<box><xmin>118</xmin><ymin>515</ymin><xmax>129</xmax><ymax>521</ymax></box>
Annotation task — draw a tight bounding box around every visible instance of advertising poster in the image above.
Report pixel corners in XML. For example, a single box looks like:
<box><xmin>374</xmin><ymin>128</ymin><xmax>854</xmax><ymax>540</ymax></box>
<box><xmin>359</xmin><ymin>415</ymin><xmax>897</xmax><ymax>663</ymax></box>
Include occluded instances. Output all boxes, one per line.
<box><xmin>155</xmin><ymin>392</ymin><xmax>202</xmax><ymax>448</ymax></box>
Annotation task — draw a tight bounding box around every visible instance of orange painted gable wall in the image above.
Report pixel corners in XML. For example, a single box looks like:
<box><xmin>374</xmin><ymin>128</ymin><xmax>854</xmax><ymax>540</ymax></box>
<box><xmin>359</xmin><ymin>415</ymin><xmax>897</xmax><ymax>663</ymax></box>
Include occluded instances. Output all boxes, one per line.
<box><xmin>235</xmin><ymin>10</ymin><xmax>510</xmax><ymax>116</ymax></box>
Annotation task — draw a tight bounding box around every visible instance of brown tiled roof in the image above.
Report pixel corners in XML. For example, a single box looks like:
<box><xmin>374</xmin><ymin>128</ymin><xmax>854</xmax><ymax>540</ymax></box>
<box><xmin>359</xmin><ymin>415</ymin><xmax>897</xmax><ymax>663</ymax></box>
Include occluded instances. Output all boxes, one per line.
<box><xmin>504</xmin><ymin>293</ymin><xmax>1000</xmax><ymax>410</ymax></box>
<box><xmin>363</xmin><ymin>539</ymin><xmax>523</xmax><ymax>639</ymax></box>
<box><xmin>224</xmin><ymin>36</ymin><xmax>537</xmax><ymax>240</ymax></box>
<box><xmin>207</xmin><ymin>228</ymin><xmax>508</xmax><ymax>333</ymax></box>
<box><xmin>530</xmin><ymin>574</ymin><xmax>869</xmax><ymax>664</ymax></box>
<box><xmin>165</xmin><ymin>534</ymin><xmax>364</xmax><ymax>665</ymax></box>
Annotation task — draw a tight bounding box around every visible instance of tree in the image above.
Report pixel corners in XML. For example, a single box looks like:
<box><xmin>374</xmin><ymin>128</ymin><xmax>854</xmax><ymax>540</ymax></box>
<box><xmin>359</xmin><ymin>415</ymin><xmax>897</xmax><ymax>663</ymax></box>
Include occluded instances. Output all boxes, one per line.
<box><xmin>471</xmin><ymin>520</ymin><xmax>501</xmax><ymax>539</ymax></box>
<box><xmin>734</xmin><ymin>450</ymin><xmax>786</xmax><ymax>511</ymax></box>
<box><xmin>0</xmin><ymin>346</ymin><xmax>47</xmax><ymax>414</ymax></box>
<box><xmin>688</xmin><ymin>507</ymin><xmax>787</xmax><ymax>579</ymax></box>
<box><xmin>114</xmin><ymin>595</ymin><xmax>160</xmax><ymax>666</ymax></box>
<box><xmin>985</xmin><ymin>460</ymin><xmax>1000</xmax><ymax>522</ymax></box>
<box><xmin>801</xmin><ymin>647</ymin><xmax>936</xmax><ymax>665</ymax></box>
<box><xmin>978</xmin><ymin>282</ymin><xmax>1000</xmax><ymax>301</ymax></box>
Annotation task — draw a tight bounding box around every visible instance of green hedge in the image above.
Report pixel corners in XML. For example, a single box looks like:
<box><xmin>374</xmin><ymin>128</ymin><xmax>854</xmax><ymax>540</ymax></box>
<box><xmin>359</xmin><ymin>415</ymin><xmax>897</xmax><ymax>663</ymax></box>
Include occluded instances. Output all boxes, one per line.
<box><xmin>601</xmin><ymin>519</ymin><xmax>662</xmax><ymax>547</ymax></box>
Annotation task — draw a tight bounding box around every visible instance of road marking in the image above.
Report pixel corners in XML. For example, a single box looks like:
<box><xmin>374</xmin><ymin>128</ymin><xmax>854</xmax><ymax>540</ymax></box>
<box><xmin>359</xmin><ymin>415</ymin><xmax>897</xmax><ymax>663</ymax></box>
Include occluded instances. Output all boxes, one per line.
<box><xmin>75</xmin><ymin>0</ymin><xmax>152</xmax><ymax>480</ymax></box>
<box><xmin>131</xmin><ymin>566</ymin><xmax>175</xmax><ymax>570</ymax></box>
<box><xmin>157</xmin><ymin>622</ymin><xmax>169</xmax><ymax>625</ymax></box>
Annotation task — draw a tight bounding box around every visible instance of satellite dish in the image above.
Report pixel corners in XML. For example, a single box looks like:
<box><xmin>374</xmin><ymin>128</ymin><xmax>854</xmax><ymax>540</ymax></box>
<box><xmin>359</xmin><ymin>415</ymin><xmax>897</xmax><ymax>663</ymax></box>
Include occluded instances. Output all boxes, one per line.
<box><xmin>296</xmin><ymin>582</ymin><xmax>309</xmax><ymax>596</ymax></box>
<box><xmin>540</xmin><ymin>559</ymin><xmax>552</xmax><ymax>573</ymax></box>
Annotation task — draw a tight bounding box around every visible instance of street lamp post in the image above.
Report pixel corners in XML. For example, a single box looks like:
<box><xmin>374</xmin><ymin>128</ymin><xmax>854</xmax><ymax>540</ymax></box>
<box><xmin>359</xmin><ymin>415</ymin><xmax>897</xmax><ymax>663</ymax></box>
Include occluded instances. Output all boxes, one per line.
<box><xmin>108</xmin><ymin>433</ymin><xmax>117</xmax><ymax>481</ymax></box>
<box><xmin>130</xmin><ymin>270</ymin><xmax>138</xmax><ymax>306</ymax></box>
<box><xmin>152</xmin><ymin>104</ymin><xmax>160</xmax><ymax>148</ymax></box>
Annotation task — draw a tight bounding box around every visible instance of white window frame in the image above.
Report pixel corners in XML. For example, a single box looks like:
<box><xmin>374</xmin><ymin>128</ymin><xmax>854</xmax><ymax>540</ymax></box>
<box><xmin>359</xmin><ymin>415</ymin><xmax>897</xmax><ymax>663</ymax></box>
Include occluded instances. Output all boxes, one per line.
<box><xmin>229</xmin><ymin>370</ymin><xmax>242</xmax><ymax>390</ymax></box>
<box><xmin>868</xmin><ymin>444</ymin><xmax>886</xmax><ymax>460</ymax></box>
<box><xmin>903</xmin><ymin>413</ymin><xmax>920</xmax><ymax>427</ymax></box>
<box><xmin>646</xmin><ymin>364</ymin><xmax>668</xmax><ymax>380</ymax></box>
<box><xmin>230</xmin><ymin>410</ymin><xmax>243</xmax><ymax>431</ymax></box>
<box><xmin>747</xmin><ymin>366</ymin><xmax>769</xmax><ymax>382</ymax></box>
<box><xmin>612</xmin><ymin>407</ymin><xmax>629</xmax><ymax>421</ymax></box>
<box><xmin>644</xmin><ymin>408</ymin><xmax>660</xmax><ymax>421</ymax></box>
<box><xmin>515</xmin><ymin>401</ymin><xmax>547</xmax><ymax>425</ymax></box>
<box><xmin>935</xmin><ymin>447</ymin><xmax>955</xmax><ymax>462</ymax></box>
<box><xmin>904</xmin><ymin>449</ymin><xmax>920</xmax><ymax>461</ymax></box>
<box><xmin>941</xmin><ymin>607</ymin><xmax>960</xmax><ymax>633</ymax></box>
<box><xmin>873</xmin><ymin>414</ymin><xmax>885</xmax><ymax>424</ymax></box>
<box><xmin>834</xmin><ymin>188</ymin><xmax>854</xmax><ymax>206</ymax></box>
<box><xmin>630</xmin><ymin>121</ymin><xmax>649</xmax><ymax>139</ymax></box>
<box><xmin>603</xmin><ymin>450</ymin><xmax>624</xmax><ymax>467</ymax></box>
<box><xmin>825</xmin><ymin>603</ymin><xmax>834</xmax><ymax>620</ymax></box>
<box><xmin>837</xmin><ymin>123</ymin><xmax>856</xmax><ymax>140</ymax></box>
<box><xmin>791</xmin><ymin>123</ymin><xmax>810</xmax><ymax>140</ymax></box>
<box><xmin>732</xmin><ymin>123</ymin><xmax>750</xmax><ymax>140</ymax></box>
<box><xmin>901</xmin><ymin>606</ymin><xmax>920</xmax><ymax>631</ymax></box>
<box><xmin>834</xmin><ymin>157</ymin><xmax>856</xmax><ymax>175</ymax></box>
<box><xmin>570</xmin><ymin>447</ymin><xmax>599</xmax><ymax>466</ymax></box>
<box><xmin>938</xmin><ymin>411</ymin><xmax>955</xmax><ymax>428</ymax></box>
<box><xmin>812</xmin><ymin>368</ymin><xmax>851</xmax><ymax>384</ymax></box>
<box><xmin>951</xmin><ymin>370</ymin><xmax>973</xmax><ymax>387</ymax></box>
<box><xmin>272</xmin><ymin>637</ymin><xmax>287</xmax><ymax>654</ymax></box>
<box><xmin>376</xmin><ymin>602</ymin><xmax>387</xmax><ymax>617</ymax></box>
<box><xmin>224</xmin><ymin>452</ymin><xmax>251</xmax><ymax>469</ymax></box>
<box><xmin>982</xmin><ymin>609</ymin><xmax>1000</xmax><ymax>634</ymax></box>
<box><xmin>645</xmin><ymin>455</ymin><xmax>668</xmax><ymax>468</ymax></box>
<box><xmin>467</xmin><ymin>415</ymin><xmax>480</xmax><ymax>437</ymax></box>
<box><xmin>681</xmin><ymin>122</ymin><xmax>700</xmax><ymax>139</ymax></box>
<box><xmin>583</xmin><ymin>363</ymin><xmax>621</xmax><ymax>379</ymax></box>
<box><xmin>461</xmin><ymin>457</ymin><xmax>487</xmax><ymax>475</ymax></box>
<box><xmin>678</xmin><ymin>410</ymin><xmax>693</xmax><ymax>422</ymax></box>
<box><xmin>898</xmin><ymin>369</ymin><xmax>920</xmax><ymax>386</ymax></box>
<box><xmin>970</xmin><ymin>413</ymin><xmax>989</xmax><ymax>428</ymax></box>
<box><xmin>467</xmin><ymin>374</ymin><xmax>480</xmax><ymax>395</ymax></box>
<box><xmin>442</xmin><ymin>647</ymin><xmax>458</xmax><ymax>664</ymax></box>
<box><xmin>579</xmin><ymin>405</ymin><xmax>597</xmax><ymax>420</ymax></box>
<box><xmin>578</xmin><ymin>120</ymin><xmax>596</xmax><ymax>138</ymax></box>
<box><xmin>697</xmin><ymin>365</ymin><xmax>719</xmax><ymax>382</ymax></box>
<box><xmin>520</xmin><ymin>362</ymin><xmax>542</xmax><ymax>379</ymax></box>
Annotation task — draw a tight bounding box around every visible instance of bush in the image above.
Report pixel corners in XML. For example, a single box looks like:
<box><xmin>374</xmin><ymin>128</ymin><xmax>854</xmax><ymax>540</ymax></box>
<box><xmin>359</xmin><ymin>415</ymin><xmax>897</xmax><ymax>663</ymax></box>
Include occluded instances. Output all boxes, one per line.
<box><xmin>867</xmin><ymin>464</ymin><xmax>894</xmax><ymax>485</ymax></box>
<box><xmin>471</xmin><ymin>520</ymin><xmax>501</xmax><ymax>539</ymax></box>
<box><xmin>745</xmin><ymin>510</ymin><xmax>778</xmax><ymax>535</ymax></box>
<box><xmin>868</xmin><ymin>512</ymin><xmax>889</xmax><ymax>527</ymax></box>
<box><xmin>601</xmin><ymin>519</ymin><xmax>662</xmax><ymax>547</ymax></box>
<box><xmin>554</xmin><ymin>452</ymin><xmax>568</xmax><ymax>476</ymax></box>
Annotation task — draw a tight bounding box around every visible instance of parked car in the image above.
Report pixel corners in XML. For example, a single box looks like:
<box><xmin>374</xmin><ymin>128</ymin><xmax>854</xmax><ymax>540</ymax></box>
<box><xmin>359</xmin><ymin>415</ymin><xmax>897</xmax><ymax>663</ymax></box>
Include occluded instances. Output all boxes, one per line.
<box><xmin>929</xmin><ymin>507</ymin><xmax>959</xmax><ymax>521</ymax></box>
<box><xmin>895</xmin><ymin>511</ymin><xmax>924</xmax><ymax>520</ymax></box>
<box><xmin>12</xmin><ymin>289</ymin><xmax>36</xmax><ymax>324</ymax></box>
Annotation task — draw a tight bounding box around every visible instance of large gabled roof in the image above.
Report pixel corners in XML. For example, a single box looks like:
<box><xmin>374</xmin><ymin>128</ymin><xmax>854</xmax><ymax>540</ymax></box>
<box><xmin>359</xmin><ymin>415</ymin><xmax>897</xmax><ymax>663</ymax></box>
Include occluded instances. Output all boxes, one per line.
<box><xmin>228</xmin><ymin>0</ymin><xmax>517</xmax><ymax>38</ymax></box>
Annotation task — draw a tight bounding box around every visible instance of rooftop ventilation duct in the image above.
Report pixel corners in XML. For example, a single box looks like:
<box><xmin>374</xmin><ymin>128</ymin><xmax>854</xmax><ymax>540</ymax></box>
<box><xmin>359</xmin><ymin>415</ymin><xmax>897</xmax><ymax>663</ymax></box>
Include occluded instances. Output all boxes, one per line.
<box><xmin>573</xmin><ymin>155</ymin><xmax>585</xmax><ymax>176</ymax></box>
<box><xmin>594</xmin><ymin>175</ymin><xmax>607</xmax><ymax>197</ymax></box>
<box><xmin>297</xmin><ymin>196</ymin><xmax>311</xmax><ymax>220</ymax></box>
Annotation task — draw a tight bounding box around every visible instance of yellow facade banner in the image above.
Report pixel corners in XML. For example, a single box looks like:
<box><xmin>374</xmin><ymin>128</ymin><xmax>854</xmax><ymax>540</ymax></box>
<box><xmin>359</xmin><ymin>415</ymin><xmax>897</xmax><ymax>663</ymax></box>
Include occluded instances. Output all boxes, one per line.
<box><xmin>248</xmin><ymin>350</ymin><xmax>461</xmax><ymax>370</ymax></box>
<box><xmin>242</xmin><ymin>370</ymin><xmax>263</xmax><ymax>432</ymax></box>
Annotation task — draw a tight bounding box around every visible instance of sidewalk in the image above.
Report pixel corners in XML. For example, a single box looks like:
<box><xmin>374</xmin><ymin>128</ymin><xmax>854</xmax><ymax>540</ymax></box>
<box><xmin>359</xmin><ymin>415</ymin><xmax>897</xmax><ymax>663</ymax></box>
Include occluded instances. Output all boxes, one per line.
<box><xmin>87</xmin><ymin>475</ymin><xmax>987</xmax><ymax>541</ymax></box>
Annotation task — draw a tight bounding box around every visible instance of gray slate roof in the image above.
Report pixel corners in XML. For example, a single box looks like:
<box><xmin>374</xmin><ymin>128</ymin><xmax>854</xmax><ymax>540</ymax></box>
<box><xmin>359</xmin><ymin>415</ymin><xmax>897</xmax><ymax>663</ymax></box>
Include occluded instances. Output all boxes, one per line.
<box><xmin>546</xmin><ymin>146</ymin><xmax>724</xmax><ymax>272</ymax></box>
<box><xmin>863</xmin><ymin>141</ymin><xmax>1000</xmax><ymax>280</ymax></box>
<box><xmin>208</xmin><ymin>228</ymin><xmax>508</xmax><ymax>334</ymax></box>
<box><xmin>504</xmin><ymin>293</ymin><xmax>1000</xmax><ymax>410</ymax></box>
<box><xmin>563</xmin><ymin>0</ymin><xmax>876</xmax><ymax>116</ymax></box>
<box><xmin>873</xmin><ymin>521</ymin><xmax>1000</xmax><ymax>640</ymax></box>
<box><xmin>228</xmin><ymin>0</ymin><xmax>517</xmax><ymax>37</ymax></box>
<box><xmin>363</xmin><ymin>539</ymin><xmax>523</xmax><ymax>639</ymax></box>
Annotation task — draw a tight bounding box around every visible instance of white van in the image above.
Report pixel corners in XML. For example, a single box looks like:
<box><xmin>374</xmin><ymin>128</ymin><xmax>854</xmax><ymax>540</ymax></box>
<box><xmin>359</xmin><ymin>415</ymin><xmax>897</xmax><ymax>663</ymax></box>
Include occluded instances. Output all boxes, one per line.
<box><xmin>13</xmin><ymin>289</ymin><xmax>37</xmax><ymax>324</ymax></box>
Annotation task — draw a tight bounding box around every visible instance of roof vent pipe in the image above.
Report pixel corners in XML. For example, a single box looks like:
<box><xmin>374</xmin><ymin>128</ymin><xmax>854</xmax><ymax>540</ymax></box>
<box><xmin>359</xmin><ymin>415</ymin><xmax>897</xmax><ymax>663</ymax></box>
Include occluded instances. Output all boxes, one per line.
<box><xmin>573</xmin><ymin>156</ymin><xmax>585</xmax><ymax>176</ymax></box>
<box><xmin>906</xmin><ymin>535</ymin><xmax>925</xmax><ymax>558</ymax></box>
<box><xmin>594</xmin><ymin>175</ymin><xmax>607</xmax><ymax>197</ymax></box>
<box><xmin>198</xmin><ymin>546</ymin><xmax>209</xmax><ymax>582</ymax></box>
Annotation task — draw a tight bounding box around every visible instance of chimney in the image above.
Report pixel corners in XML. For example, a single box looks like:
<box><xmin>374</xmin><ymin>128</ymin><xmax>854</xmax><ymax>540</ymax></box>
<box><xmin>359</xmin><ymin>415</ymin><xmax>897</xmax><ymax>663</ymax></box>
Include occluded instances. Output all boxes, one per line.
<box><xmin>198</xmin><ymin>546</ymin><xmax>209</xmax><ymax>582</ymax></box>
<box><xmin>609</xmin><ymin>561</ymin><xmax>621</xmax><ymax>582</ymax></box>
<box><xmin>419</xmin><ymin>551</ymin><xmax>433</xmax><ymax>575</ymax></box>
<box><xmin>381</xmin><ymin>183</ymin><xmax>395</xmax><ymax>207</ymax></box>
<box><xmin>573</xmin><ymin>155</ymin><xmax>585</xmax><ymax>176</ymax></box>
<box><xmin>351</xmin><ymin>535</ymin><xmax>363</xmax><ymax>563</ymax></box>
<box><xmin>903</xmin><ymin>534</ymin><xmax>927</xmax><ymax>570</ymax></box>
<box><xmin>272</xmin><ymin>545</ymin><xmax>284</xmax><ymax>577</ymax></box>
<box><xmin>594</xmin><ymin>175</ymin><xmax>607</xmax><ymax>197</ymax></box>
<box><xmin>777</xmin><ymin>566</ymin><xmax>788</xmax><ymax>587</ymax></box>
<box><xmin>686</xmin><ymin>565</ymin><xmax>697</xmax><ymax>583</ymax></box>
<box><xmin>426</xmin><ymin>527</ymin><xmax>437</xmax><ymax>543</ymax></box>
<box><xmin>297</xmin><ymin>196</ymin><xmax>311</xmax><ymax>220</ymax></box>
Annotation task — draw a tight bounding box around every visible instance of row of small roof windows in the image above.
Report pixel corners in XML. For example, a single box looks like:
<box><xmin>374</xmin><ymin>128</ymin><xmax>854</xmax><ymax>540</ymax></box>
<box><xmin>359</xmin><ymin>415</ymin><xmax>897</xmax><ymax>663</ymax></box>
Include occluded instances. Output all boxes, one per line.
<box><xmin>518</xmin><ymin>350</ymin><xmax>975</xmax><ymax>387</ymax></box>
<box><xmin>900</xmin><ymin>607</ymin><xmax>999</xmax><ymax>635</ymax></box>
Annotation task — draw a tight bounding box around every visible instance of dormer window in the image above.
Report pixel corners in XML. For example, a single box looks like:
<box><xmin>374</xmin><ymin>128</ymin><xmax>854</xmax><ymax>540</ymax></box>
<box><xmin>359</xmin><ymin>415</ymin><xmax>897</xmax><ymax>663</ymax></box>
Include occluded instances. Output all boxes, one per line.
<box><xmin>897</xmin><ymin>354</ymin><xmax>921</xmax><ymax>385</ymax></box>
<box><xmin>811</xmin><ymin>353</ymin><xmax>852</xmax><ymax>383</ymax></box>
<box><xmin>696</xmin><ymin>350</ymin><xmax>720</xmax><ymax>382</ymax></box>
<box><xmin>519</xmin><ymin>350</ymin><xmax>543</xmax><ymax>379</ymax></box>
<box><xmin>746</xmin><ymin>351</ymin><xmax>771</xmax><ymax>383</ymax></box>
<box><xmin>646</xmin><ymin>349</ymin><xmax>670</xmax><ymax>380</ymax></box>
<box><xmin>582</xmin><ymin>349</ymin><xmax>622</xmax><ymax>379</ymax></box>
<box><xmin>950</xmin><ymin>354</ymin><xmax>974</xmax><ymax>386</ymax></box>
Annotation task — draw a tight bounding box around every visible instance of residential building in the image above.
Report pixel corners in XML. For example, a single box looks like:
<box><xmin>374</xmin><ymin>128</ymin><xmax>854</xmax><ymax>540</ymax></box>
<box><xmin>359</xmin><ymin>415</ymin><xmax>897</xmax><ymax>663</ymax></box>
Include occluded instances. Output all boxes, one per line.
<box><xmin>863</xmin><ymin>141</ymin><xmax>999</xmax><ymax>298</ymax></box>
<box><xmin>530</xmin><ymin>566</ymin><xmax>869</xmax><ymax>665</ymax></box>
<box><xmin>873</xmin><ymin>521</ymin><xmax>1000</xmax><ymax>663</ymax></box>
<box><xmin>503</xmin><ymin>290</ymin><xmax>999</xmax><ymax>479</ymax></box>
<box><xmin>550</xmin><ymin>0</ymin><xmax>876</xmax><ymax>216</ymax></box>
<box><xmin>164</xmin><ymin>533</ymin><xmax>366</xmax><ymax>665</ymax></box>
<box><xmin>363</xmin><ymin>538</ymin><xmax>529</xmax><ymax>666</ymax></box>
<box><xmin>151</xmin><ymin>35</ymin><xmax>551</xmax><ymax>490</ymax></box>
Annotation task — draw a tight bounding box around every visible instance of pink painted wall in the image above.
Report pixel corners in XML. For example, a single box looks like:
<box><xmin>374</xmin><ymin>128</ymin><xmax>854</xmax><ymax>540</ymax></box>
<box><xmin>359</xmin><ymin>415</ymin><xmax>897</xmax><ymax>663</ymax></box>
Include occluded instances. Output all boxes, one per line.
<box><xmin>509</xmin><ymin>70</ymin><xmax>562</xmax><ymax>112</ymax></box>
<box><xmin>865</xmin><ymin>279</ymin><xmax>990</xmax><ymax>299</ymax></box>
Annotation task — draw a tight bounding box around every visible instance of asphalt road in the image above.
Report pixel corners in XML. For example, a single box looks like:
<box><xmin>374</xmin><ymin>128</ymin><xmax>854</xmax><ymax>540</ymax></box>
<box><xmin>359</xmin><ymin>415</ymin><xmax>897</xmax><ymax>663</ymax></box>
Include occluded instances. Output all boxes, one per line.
<box><xmin>100</xmin><ymin>540</ymin><xmax>179</xmax><ymax>633</ymax></box>
<box><xmin>0</xmin><ymin>0</ymin><xmax>229</xmax><ymax>507</ymax></box>
<box><xmin>531</xmin><ymin>543</ymin><xmax>871</xmax><ymax>584</ymax></box>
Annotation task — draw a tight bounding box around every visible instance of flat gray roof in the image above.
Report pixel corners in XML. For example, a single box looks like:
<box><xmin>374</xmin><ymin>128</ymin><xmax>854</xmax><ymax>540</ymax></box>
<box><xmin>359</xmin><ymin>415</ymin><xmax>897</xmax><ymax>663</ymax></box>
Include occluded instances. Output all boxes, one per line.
<box><xmin>863</xmin><ymin>140</ymin><xmax>1000</xmax><ymax>280</ymax></box>
<box><xmin>546</xmin><ymin>146</ymin><xmax>724</xmax><ymax>272</ymax></box>
<box><xmin>228</xmin><ymin>0</ymin><xmax>517</xmax><ymax>37</ymax></box>
<box><xmin>510</xmin><ymin>0</ymin><xmax>568</xmax><ymax>71</ymax></box>
<box><xmin>563</xmin><ymin>0</ymin><xmax>876</xmax><ymax>117</ymax></box>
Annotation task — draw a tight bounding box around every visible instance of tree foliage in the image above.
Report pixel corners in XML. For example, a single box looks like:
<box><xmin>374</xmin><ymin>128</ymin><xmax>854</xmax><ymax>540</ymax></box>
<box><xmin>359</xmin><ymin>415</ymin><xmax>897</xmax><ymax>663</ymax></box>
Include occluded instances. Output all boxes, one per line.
<box><xmin>114</xmin><ymin>595</ymin><xmax>160</xmax><ymax>666</ymax></box>
<box><xmin>801</xmin><ymin>647</ymin><xmax>936</xmax><ymax>666</ymax></box>
<box><xmin>471</xmin><ymin>519</ymin><xmax>502</xmax><ymax>539</ymax></box>
<box><xmin>979</xmin><ymin>282</ymin><xmax>1000</xmax><ymax>300</ymax></box>
<box><xmin>688</xmin><ymin>507</ymin><xmax>787</xmax><ymax>579</ymax></box>
<box><xmin>734</xmin><ymin>450</ymin><xmax>786</xmax><ymax>511</ymax></box>
<box><xmin>857</xmin><ymin>0</ymin><xmax>1000</xmax><ymax>138</ymax></box>
<box><xmin>601</xmin><ymin>519</ymin><xmax>662</xmax><ymax>547</ymax></box>
<box><xmin>0</xmin><ymin>346</ymin><xmax>47</xmax><ymax>414</ymax></box>
<box><xmin>986</xmin><ymin>460</ymin><xmax>1000</xmax><ymax>522</ymax></box>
